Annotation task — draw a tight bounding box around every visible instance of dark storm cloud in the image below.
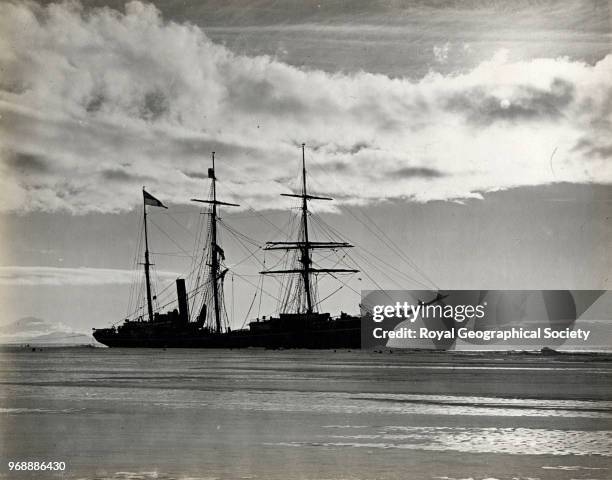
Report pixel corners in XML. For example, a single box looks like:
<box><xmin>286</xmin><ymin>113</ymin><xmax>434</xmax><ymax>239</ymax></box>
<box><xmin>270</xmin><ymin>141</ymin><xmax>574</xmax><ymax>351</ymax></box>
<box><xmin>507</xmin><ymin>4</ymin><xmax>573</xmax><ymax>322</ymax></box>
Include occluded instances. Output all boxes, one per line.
<box><xmin>445</xmin><ymin>78</ymin><xmax>575</xmax><ymax>124</ymax></box>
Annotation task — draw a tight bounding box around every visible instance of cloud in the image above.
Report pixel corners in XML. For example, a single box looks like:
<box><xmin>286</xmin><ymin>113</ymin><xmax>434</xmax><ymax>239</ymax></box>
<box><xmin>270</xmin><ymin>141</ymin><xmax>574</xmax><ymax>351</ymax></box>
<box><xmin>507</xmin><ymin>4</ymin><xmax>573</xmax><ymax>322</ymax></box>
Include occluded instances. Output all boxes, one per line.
<box><xmin>433</xmin><ymin>42</ymin><xmax>451</xmax><ymax>63</ymax></box>
<box><xmin>0</xmin><ymin>316</ymin><xmax>93</xmax><ymax>343</ymax></box>
<box><xmin>4</xmin><ymin>151</ymin><xmax>50</xmax><ymax>174</ymax></box>
<box><xmin>573</xmin><ymin>136</ymin><xmax>612</xmax><ymax>159</ymax></box>
<box><xmin>100</xmin><ymin>166</ymin><xmax>152</xmax><ymax>183</ymax></box>
<box><xmin>0</xmin><ymin>1</ymin><xmax>610</xmax><ymax>213</ymax></box>
<box><xmin>0</xmin><ymin>316</ymin><xmax>76</xmax><ymax>335</ymax></box>
<box><xmin>445</xmin><ymin>78</ymin><xmax>575</xmax><ymax>124</ymax></box>
<box><xmin>0</xmin><ymin>316</ymin><xmax>49</xmax><ymax>335</ymax></box>
<box><xmin>392</xmin><ymin>167</ymin><xmax>444</xmax><ymax>179</ymax></box>
<box><xmin>0</xmin><ymin>266</ymin><xmax>180</xmax><ymax>286</ymax></box>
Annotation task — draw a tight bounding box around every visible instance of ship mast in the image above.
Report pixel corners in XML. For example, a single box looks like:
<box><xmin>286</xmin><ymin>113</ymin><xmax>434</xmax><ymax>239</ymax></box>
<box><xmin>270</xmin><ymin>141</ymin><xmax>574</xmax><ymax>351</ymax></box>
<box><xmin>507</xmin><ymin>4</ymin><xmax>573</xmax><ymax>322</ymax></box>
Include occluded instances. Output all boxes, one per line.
<box><xmin>261</xmin><ymin>143</ymin><xmax>358</xmax><ymax>314</ymax></box>
<box><xmin>299</xmin><ymin>144</ymin><xmax>314</xmax><ymax>312</ymax></box>
<box><xmin>141</xmin><ymin>188</ymin><xmax>167</xmax><ymax>323</ymax></box>
<box><xmin>192</xmin><ymin>152</ymin><xmax>240</xmax><ymax>333</ymax></box>
<box><xmin>143</xmin><ymin>189</ymin><xmax>154</xmax><ymax>323</ymax></box>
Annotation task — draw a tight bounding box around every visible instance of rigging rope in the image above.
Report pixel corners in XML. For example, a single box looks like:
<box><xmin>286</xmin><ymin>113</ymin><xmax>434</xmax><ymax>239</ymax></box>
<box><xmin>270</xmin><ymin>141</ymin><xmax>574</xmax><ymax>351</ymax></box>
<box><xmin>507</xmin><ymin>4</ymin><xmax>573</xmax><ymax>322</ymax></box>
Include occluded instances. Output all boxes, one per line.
<box><xmin>304</xmin><ymin>151</ymin><xmax>439</xmax><ymax>290</ymax></box>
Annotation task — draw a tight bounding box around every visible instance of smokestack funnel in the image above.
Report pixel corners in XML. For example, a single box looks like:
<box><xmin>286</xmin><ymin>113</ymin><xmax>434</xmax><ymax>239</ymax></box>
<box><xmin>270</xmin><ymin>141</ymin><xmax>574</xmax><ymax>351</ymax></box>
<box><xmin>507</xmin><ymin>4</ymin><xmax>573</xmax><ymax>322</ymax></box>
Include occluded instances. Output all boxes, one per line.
<box><xmin>176</xmin><ymin>278</ymin><xmax>189</xmax><ymax>324</ymax></box>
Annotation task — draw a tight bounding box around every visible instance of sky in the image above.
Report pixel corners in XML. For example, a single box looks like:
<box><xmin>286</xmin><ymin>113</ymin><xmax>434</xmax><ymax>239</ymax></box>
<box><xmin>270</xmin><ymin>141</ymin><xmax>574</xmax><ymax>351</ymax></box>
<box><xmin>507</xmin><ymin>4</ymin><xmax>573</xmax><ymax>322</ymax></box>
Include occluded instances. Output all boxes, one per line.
<box><xmin>0</xmin><ymin>0</ymin><xmax>610</xmax><ymax>336</ymax></box>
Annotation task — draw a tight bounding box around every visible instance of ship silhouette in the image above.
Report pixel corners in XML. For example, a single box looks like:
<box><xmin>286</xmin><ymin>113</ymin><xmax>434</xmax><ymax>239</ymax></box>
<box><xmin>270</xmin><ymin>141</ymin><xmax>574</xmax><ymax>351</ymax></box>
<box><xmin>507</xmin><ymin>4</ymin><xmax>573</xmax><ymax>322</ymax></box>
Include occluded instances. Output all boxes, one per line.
<box><xmin>93</xmin><ymin>145</ymin><xmax>362</xmax><ymax>348</ymax></box>
<box><xmin>91</xmin><ymin>146</ymin><xmax>601</xmax><ymax>350</ymax></box>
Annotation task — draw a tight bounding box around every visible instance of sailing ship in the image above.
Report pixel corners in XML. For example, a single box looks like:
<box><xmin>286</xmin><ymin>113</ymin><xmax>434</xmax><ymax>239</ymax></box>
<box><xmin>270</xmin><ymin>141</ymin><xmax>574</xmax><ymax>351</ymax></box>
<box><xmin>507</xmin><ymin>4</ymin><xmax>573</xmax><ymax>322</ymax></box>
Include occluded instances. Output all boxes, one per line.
<box><xmin>92</xmin><ymin>145</ymin><xmax>362</xmax><ymax>348</ymax></box>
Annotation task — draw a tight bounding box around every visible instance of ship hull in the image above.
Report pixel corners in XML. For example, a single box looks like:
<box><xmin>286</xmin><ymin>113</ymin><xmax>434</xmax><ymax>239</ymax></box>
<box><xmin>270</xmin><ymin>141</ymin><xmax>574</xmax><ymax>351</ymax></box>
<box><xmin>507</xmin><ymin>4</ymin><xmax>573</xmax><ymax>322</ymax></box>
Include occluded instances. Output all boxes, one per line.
<box><xmin>93</xmin><ymin>326</ymin><xmax>360</xmax><ymax>349</ymax></box>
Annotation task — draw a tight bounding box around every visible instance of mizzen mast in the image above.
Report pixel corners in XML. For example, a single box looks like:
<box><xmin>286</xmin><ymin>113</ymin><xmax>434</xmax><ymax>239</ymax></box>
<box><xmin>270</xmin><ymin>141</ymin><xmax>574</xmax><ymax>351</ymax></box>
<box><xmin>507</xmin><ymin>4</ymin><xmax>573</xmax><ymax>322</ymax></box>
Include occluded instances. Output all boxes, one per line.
<box><xmin>261</xmin><ymin>143</ymin><xmax>358</xmax><ymax>314</ymax></box>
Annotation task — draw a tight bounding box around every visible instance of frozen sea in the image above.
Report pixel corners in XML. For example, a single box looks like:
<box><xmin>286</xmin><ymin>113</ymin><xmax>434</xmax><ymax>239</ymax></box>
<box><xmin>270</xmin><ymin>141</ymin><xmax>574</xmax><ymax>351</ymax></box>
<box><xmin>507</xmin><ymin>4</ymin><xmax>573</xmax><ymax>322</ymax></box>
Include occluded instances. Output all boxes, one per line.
<box><xmin>1</xmin><ymin>347</ymin><xmax>611</xmax><ymax>479</ymax></box>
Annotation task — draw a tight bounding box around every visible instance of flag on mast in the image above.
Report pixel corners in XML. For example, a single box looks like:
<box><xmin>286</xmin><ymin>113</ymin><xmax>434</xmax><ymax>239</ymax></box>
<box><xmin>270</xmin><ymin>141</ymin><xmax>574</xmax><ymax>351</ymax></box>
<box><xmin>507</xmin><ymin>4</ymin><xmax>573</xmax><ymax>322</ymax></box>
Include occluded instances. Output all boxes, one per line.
<box><xmin>143</xmin><ymin>189</ymin><xmax>168</xmax><ymax>209</ymax></box>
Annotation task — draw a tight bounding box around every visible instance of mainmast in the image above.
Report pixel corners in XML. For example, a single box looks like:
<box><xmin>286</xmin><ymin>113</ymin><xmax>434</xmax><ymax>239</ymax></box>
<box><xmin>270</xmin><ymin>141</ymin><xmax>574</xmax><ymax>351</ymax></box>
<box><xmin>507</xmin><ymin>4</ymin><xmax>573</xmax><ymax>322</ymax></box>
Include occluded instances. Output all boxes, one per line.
<box><xmin>192</xmin><ymin>152</ymin><xmax>240</xmax><ymax>333</ymax></box>
<box><xmin>299</xmin><ymin>144</ymin><xmax>314</xmax><ymax>312</ymax></box>
<box><xmin>261</xmin><ymin>143</ymin><xmax>358</xmax><ymax>314</ymax></box>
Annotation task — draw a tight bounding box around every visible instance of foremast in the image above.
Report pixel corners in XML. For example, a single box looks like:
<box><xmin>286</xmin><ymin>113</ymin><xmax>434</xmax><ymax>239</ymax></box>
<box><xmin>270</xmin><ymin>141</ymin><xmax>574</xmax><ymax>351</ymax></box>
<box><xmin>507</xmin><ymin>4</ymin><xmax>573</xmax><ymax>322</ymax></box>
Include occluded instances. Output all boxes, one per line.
<box><xmin>261</xmin><ymin>144</ymin><xmax>358</xmax><ymax>314</ymax></box>
<box><xmin>142</xmin><ymin>188</ymin><xmax>167</xmax><ymax>322</ymax></box>
<box><xmin>143</xmin><ymin>191</ymin><xmax>154</xmax><ymax>323</ymax></box>
<box><xmin>192</xmin><ymin>152</ymin><xmax>239</xmax><ymax>333</ymax></box>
